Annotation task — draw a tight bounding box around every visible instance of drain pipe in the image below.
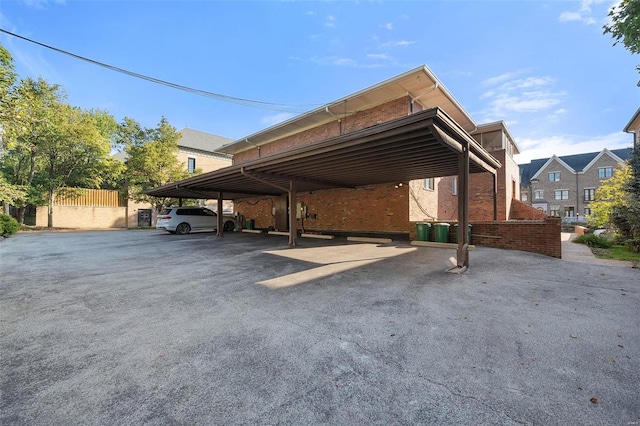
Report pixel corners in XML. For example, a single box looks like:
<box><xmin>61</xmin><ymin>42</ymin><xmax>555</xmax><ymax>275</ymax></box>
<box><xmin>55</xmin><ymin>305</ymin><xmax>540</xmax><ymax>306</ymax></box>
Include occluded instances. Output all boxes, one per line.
<box><xmin>326</xmin><ymin>106</ymin><xmax>342</xmax><ymax>135</ymax></box>
<box><xmin>245</xmin><ymin>138</ymin><xmax>261</xmax><ymax>158</ymax></box>
<box><xmin>409</xmin><ymin>83</ymin><xmax>438</xmax><ymax>114</ymax></box>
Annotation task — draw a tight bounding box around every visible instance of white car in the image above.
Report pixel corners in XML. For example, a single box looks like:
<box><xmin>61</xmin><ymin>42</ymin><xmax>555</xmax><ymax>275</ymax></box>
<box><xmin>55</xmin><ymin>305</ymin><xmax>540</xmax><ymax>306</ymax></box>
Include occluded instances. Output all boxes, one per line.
<box><xmin>156</xmin><ymin>206</ymin><xmax>237</xmax><ymax>235</ymax></box>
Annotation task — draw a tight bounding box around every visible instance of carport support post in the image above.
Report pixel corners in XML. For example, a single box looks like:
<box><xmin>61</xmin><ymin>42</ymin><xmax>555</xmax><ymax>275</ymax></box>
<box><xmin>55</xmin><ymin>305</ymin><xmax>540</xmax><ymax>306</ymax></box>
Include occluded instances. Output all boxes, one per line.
<box><xmin>288</xmin><ymin>180</ymin><xmax>297</xmax><ymax>246</ymax></box>
<box><xmin>456</xmin><ymin>139</ymin><xmax>470</xmax><ymax>270</ymax></box>
<box><xmin>216</xmin><ymin>193</ymin><xmax>224</xmax><ymax>237</ymax></box>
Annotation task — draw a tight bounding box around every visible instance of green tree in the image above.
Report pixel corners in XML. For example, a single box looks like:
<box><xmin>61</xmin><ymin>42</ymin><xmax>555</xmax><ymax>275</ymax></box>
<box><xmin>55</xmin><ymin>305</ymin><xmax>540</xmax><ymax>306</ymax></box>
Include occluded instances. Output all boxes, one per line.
<box><xmin>119</xmin><ymin>117</ymin><xmax>190</xmax><ymax>212</ymax></box>
<box><xmin>603</xmin><ymin>0</ymin><xmax>640</xmax><ymax>73</ymax></box>
<box><xmin>588</xmin><ymin>163</ymin><xmax>633</xmax><ymax>228</ymax></box>
<box><xmin>34</xmin><ymin>104</ymin><xmax>118</xmax><ymax>227</ymax></box>
<box><xmin>0</xmin><ymin>77</ymin><xmax>63</xmax><ymax>224</ymax></box>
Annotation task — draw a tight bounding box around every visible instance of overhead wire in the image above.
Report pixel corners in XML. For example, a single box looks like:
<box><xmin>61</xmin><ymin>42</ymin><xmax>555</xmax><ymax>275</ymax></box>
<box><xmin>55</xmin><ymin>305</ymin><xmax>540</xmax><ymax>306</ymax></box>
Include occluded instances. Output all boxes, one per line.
<box><xmin>0</xmin><ymin>28</ymin><xmax>322</xmax><ymax>113</ymax></box>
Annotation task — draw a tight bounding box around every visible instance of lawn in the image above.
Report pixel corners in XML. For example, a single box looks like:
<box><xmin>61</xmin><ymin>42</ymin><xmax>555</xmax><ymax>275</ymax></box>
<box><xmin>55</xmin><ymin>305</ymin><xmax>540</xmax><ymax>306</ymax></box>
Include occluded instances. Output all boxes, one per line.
<box><xmin>592</xmin><ymin>245</ymin><xmax>640</xmax><ymax>263</ymax></box>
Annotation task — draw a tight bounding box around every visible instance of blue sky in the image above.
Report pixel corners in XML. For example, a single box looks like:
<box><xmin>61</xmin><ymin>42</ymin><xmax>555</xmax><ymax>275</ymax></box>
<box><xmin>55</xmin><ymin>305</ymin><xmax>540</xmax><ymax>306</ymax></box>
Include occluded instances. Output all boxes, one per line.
<box><xmin>0</xmin><ymin>0</ymin><xmax>638</xmax><ymax>163</ymax></box>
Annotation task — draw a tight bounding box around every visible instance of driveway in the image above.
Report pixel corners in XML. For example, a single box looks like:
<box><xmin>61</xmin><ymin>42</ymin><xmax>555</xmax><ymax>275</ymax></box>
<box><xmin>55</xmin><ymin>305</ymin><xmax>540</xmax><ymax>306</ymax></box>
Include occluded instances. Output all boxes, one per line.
<box><xmin>1</xmin><ymin>230</ymin><xmax>639</xmax><ymax>425</ymax></box>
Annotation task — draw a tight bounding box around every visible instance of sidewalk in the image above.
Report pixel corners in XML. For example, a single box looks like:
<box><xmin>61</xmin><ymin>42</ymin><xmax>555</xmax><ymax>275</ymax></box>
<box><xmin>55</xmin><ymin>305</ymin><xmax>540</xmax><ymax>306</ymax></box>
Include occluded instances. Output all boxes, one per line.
<box><xmin>561</xmin><ymin>232</ymin><xmax>636</xmax><ymax>268</ymax></box>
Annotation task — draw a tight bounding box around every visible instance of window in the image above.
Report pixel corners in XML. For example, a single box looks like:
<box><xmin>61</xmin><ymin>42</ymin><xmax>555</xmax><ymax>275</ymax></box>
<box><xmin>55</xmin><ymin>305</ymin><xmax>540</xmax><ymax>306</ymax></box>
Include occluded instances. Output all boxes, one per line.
<box><xmin>534</xmin><ymin>190</ymin><xmax>544</xmax><ymax>200</ymax></box>
<box><xmin>521</xmin><ymin>192</ymin><xmax>528</xmax><ymax>202</ymax></box>
<box><xmin>452</xmin><ymin>177</ymin><xmax>458</xmax><ymax>195</ymax></box>
<box><xmin>423</xmin><ymin>178</ymin><xmax>434</xmax><ymax>191</ymax></box>
<box><xmin>548</xmin><ymin>171</ymin><xmax>561</xmax><ymax>182</ymax></box>
<box><xmin>188</xmin><ymin>157</ymin><xmax>196</xmax><ymax>174</ymax></box>
<box><xmin>584</xmin><ymin>188</ymin><xmax>595</xmax><ymax>201</ymax></box>
<box><xmin>554</xmin><ymin>190</ymin><xmax>569</xmax><ymax>200</ymax></box>
<box><xmin>550</xmin><ymin>206</ymin><xmax>560</xmax><ymax>216</ymax></box>
<box><xmin>598</xmin><ymin>167</ymin><xmax>612</xmax><ymax>178</ymax></box>
<box><xmin>584</xmin><ymin>207</ymin><xmax>592</xmax><ymax>216</ymax></box>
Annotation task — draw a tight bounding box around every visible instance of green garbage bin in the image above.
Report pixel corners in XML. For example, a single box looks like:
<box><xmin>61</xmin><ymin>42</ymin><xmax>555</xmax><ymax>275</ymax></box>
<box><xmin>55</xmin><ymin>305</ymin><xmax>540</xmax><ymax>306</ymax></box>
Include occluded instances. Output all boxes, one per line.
<box><xmin>415</xmin><ymin>222</ymin><xmax>431</xmax><ymax>241</ymax></box>
<box><xmin>453</xmin><ymin>224</ymin><xmax>472</xmax><ymax>244</ymax></box>
<box><xmin>433</xmin><ymin>223</ymin><xmax>450</xmax><ymax>243</ymax></box>
<box><xmin>246</xmin><ymin>219</ymin><xmax>254</xmax><ymax>230</ymax></box>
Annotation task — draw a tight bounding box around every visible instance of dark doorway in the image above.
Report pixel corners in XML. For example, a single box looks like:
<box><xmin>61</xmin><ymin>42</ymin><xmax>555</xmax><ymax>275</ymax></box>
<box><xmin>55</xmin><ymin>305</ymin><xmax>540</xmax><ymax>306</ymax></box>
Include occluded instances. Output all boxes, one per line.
<box><xmin>274</xmin><ymin>196</ymin><xmax>288</xmax><ymax>231</ymax></box>
<box><xmin>138</xmin><ymin>209</ymin><xmax>152</xmax><ymax>227</ymax></box>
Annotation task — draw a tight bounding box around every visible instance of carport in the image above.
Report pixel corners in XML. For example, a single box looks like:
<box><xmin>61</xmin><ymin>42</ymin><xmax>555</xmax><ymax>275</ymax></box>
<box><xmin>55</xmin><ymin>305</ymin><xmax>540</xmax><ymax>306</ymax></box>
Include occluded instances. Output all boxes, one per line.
<box><xmin>146</xmin><ymin>107</ymin><xmax>500</xmax><ymax>272</ymax></box>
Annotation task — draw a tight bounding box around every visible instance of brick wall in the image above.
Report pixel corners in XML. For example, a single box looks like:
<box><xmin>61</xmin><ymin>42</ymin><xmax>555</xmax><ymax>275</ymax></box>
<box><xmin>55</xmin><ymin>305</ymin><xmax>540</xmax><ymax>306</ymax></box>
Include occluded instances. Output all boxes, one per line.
<box><xmin>236</xmin><ymin>184</ymin><xmax>409</xmax><ymax>233</ymax></box>
<box><xmin>470</xmin><ymin>217</ymin><xmax>561</xmax><ymax>258</ymax></box>
<box><xmin>36</xmin><ymin>206</ymin><xmax>127</xmax><ymax>228</ymax></box>
<box><xmin>510</xmin><ymin>199</ymin><xmax>547</xmax><ymax>220</ymax></box>
<box><xmin>233</xmin><ymin>97</ymin><xmax>411</xmax><ymax>164</ymax></box>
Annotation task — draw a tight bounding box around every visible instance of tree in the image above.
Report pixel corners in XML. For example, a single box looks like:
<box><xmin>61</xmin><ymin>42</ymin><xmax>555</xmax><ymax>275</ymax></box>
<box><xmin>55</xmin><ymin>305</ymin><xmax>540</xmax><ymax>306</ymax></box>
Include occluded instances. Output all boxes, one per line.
<box><xmin>603</xmin><ymin>0</ymin><xmax>640</xmax><ymax>73</ymax></box>
<box><xmin>119</xmin><ymin>117</ymin><xmax>190</xmax><ymax>212</ymax></box>
<box><xmin>34</xmin><ymin>104</ymin><xmax>117</xmax><ymax>227</ymax></box>
<box><xmin>588</xmin><ymin>163</ymin><xmax>633</xmax><ymax>226</ymax></box>
<box><xmin>0</xmin><ymin>77</ymin><xmax>63</xmax><ymax>224</ymax></box>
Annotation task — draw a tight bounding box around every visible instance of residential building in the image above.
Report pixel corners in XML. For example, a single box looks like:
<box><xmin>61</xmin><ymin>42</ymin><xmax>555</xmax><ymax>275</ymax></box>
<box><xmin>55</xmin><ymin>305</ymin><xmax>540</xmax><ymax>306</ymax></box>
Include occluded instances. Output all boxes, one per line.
<box><xmin>624</xmin><ymin>107</ymin><xmax>640</xmax><ymax>151</ymax></box>
<box><xmin>519</xmin><ymin>148</ymin><xmax>633</xmax><ymax>221</ymax></box>
<box><xmin>33</xmin><ymin>128</ymin><xmax>233</xmax><ymax>228</ymax></box>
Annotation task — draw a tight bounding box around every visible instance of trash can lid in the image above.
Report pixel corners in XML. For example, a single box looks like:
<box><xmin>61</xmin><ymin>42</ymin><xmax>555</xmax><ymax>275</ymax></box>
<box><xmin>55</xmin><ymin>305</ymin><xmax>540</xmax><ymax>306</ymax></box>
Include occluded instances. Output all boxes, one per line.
<box><xmin>436</xmin><ymin>222</ymin><xmax>450</xmax><ymax>227</ymax></box>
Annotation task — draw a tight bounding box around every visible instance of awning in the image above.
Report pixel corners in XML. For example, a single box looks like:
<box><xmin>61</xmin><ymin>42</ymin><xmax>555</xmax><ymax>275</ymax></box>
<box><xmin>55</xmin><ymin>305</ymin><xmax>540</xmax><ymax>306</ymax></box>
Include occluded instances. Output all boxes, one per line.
<box><xmin>145</xmin><ymin>107</ymin><xmax>500</xmax><ymax>200</ymax></box>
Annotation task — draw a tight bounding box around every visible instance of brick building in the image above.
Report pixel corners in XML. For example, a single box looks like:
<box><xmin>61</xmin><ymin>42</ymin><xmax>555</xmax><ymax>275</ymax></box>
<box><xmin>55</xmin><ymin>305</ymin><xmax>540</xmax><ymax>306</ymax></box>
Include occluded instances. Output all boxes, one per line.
<box><xmin>148</xmin><ymin>66</ymin><xmax>561</xmax><ymax>264</ymax></box>
<box><xmin>625</xmin><ymin>107</ymin><xmax>640</xmax><ymax>150</ymax></box>
<box><xmin>519</xmin><ymin>148</ymin><xmax>633</xmax><ymax>221</ymax></box>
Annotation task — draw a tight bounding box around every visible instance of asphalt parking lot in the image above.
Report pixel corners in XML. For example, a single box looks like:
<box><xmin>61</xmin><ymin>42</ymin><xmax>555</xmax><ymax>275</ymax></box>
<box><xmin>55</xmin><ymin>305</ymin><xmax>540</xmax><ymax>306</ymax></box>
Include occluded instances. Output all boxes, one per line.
<box><xmin>1</xmin><ymin>230</ymin><xmax>639</xmax><ymax>425</ymax></box>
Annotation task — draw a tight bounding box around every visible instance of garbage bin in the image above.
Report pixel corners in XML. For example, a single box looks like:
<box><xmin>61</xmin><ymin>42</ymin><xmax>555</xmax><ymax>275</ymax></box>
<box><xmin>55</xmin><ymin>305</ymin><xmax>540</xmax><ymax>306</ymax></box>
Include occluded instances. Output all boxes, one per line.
<box><xmin>433</xmin><ymin>223</ymin><xmax>450</xmax><ymax>243</ymax></box>
<box><xmin>415</xmin><ymin>222</ymin><xmax>431</xmax><ymax>241</ymax></box>
<box><xmin>246</xmin><ymin>219</ymin><xmax>255</xmax><ymax>230</ymax></box>
<box><xmin>453</xmin><ymin>224</ymin><xmax>472</xmax><ymax>244</ymax></box>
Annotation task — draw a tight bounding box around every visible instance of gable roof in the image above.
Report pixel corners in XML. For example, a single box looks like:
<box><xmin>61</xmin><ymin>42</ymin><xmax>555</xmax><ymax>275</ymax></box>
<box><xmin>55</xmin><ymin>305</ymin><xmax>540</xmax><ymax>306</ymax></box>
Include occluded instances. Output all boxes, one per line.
<box><xmin>624</xmin><ymin>107</ymin><xmax>640</xmax><ymax>133</ymax></box>
<box><xmin>216</xmin><ymin>65</ymin><xmax>476</xmax><ymax>156</ymax></box>
<box><xmin>519</xmin><ymin>147</ymin><xmax>633</xmax><ymax>185</ymax></box>
<box><xmin>178</xmin><ymin>128</ymin><xmax>233</xmax><ymax>155</ymax></box>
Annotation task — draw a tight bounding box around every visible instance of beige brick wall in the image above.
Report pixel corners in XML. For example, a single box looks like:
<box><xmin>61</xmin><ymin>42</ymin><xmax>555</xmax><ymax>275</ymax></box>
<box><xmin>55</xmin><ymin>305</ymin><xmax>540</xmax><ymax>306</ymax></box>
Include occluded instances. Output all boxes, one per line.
<box><xmin>176</xmin><ymin>151</ymin><xmax>231</xmax><ymax>174</ymax></box>
<box><xmin>36</xmin><ymin>206</ymin><xmax>127</xmax><ymax>228</ymax></box>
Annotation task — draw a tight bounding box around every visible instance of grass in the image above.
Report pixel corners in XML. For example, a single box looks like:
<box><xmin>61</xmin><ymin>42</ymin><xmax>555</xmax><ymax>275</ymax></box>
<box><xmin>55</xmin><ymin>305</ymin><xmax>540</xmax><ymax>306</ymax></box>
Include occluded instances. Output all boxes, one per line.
<box><xmin>592</xmin><ymin>245</ymin><xmax>640</xmax><ymax>263</ymax></box>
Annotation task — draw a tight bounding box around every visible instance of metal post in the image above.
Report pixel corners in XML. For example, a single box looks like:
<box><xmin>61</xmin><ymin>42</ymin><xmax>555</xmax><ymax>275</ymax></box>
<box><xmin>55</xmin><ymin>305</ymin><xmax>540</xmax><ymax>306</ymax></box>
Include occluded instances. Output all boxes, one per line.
<box><xmin>216</xmin><ymin>192</ymin><xmax>224</xmax><ymax>237</ymax></box>
<box><xmin>455</xmin><ymin>140</ymin><xmax>470</xmax><ymax>271</ymax></box>
<box><xmin>288</xmin><ymin>181</ymin><xmax>297</xmax><ymax>246</ymax></box>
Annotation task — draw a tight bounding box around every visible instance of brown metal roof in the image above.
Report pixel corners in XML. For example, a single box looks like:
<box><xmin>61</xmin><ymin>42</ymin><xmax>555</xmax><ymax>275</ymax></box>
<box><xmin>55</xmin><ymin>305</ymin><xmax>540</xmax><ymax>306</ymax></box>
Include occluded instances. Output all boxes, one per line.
<box><xmin>145</xmin><ymin>107</ymin><xmax>501</xmax><ymax>200</ymax></box>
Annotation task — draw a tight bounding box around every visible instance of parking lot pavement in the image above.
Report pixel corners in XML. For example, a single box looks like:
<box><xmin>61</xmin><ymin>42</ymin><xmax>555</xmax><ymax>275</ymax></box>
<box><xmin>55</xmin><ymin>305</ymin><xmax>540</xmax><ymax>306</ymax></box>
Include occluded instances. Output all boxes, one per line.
<box><xmin>1</xmin><ymin>230</ymin><xmax>639</xmax><ymax>425</ymax></box>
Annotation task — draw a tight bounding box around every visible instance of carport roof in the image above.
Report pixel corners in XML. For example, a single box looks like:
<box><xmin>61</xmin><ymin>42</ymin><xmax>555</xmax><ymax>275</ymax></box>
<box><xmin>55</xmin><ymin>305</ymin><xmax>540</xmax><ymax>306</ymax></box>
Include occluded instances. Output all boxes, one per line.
<box><xmin>145</xmin><ymin>107</ymin><xmax>501</xmax><ymax>200</ymax></box>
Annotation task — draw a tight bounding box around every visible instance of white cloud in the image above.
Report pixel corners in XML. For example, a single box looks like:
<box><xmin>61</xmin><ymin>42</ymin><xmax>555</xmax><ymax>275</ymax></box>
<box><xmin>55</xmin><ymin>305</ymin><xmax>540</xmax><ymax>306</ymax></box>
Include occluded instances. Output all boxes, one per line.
<box><xmin>380</xmin><ymin>40</ymin><xmax>416</xmax><ymax>48</ymax></box>
<box><xmin>514</xmin><ymin>131</ymin><xmax>631</xmax><ymax>164</ymax></box>
<box><xmin>20</xmin><ymin>0</ymin><xmax>65</xmax><ymax>8</ymax></box>
<box><xmin>325</xmin><ymin>15</ymin><xmax>335</xmax><ymax>27</ymax></box>
<box><xmin>381</xmin><ymin>22</ymin><xmax>393</xmax><ymax>30</ymax></box>
<box><xmin>478</xmin><ymin>71</ymin><xmax>565</xmax><ymax>123</ymax></box>
<box><xmin>558</xmin><ymin>0</ymin><xmax>609</xmax><ymax>25</ymax></box>
<box><xmin>261</xmin><ymin>112</ymin><xmax>297</xmax><ymax>127</ymax></box>
<box><xmin>366</xmin><ymin>53</ymin><xmax>392</xmax><ymax>60</ymax></box>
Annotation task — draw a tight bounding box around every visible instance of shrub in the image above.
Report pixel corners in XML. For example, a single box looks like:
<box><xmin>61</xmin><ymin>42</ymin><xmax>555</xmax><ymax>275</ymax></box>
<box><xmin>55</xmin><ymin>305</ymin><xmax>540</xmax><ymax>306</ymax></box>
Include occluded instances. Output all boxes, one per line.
<box><xmin>573</xmin><ymin>234</ymin><xmax>613</xmax><ymax>249</ymax></box>
<box><xmin>0</xmin><ymin>213</ymin><xmax>19</xmax><ymax>237</ymax></box>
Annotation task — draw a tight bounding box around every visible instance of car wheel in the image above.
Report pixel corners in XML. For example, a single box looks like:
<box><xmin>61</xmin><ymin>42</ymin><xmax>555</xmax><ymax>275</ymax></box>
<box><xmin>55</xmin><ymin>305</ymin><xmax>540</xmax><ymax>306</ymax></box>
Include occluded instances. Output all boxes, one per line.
<box><xmin>223</xmin><ymin>221</ymin><xmax>235</xmax><ymax>232</ymax></box>
<box><xmin>175</xmin><ymin>223</ymin><xmax>191</xmax><ymax>235</ymax></box>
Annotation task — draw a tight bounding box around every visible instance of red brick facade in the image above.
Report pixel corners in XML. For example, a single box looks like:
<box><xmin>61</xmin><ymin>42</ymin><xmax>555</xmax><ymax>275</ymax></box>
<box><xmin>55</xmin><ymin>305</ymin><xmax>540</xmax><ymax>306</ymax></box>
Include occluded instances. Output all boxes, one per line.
<box><xmin>510</xmin><ymin>199</ymin><xmax>547</xmax><ymax>220</ymax></box>
<box><xmin>234</xmin><ymin>97</ymin><xmax>412</xmax><ymax>164</ymax></box>
<box><xmin>471</xmin><ymin>217</ymin><xmax>561</xmax><ymax>258</ymax></box>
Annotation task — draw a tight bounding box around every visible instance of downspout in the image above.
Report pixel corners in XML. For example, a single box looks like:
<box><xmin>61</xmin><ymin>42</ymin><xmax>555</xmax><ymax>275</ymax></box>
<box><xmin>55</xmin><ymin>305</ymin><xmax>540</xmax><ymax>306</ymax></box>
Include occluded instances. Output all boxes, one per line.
<box><xmin>245</xmin><ymin>138</ymin><xmax>261</xmax><ymax>158</ymax></box>
<box><xmin>409</xmin><ymin>83</ymin><xmax>439</xmax><ymax>114</ymax></box>
<box><xmin>326</xmin><ymin>106</ymin><xmax>342</xmax><ymax>135</ymax></box>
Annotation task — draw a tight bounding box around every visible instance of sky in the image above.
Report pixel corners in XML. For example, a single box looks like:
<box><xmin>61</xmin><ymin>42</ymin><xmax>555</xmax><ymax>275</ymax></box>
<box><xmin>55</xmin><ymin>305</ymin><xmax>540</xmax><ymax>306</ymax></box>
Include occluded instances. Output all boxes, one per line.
<box><xmin>0</xmin><ymin>0</ymin><xmax>638</xmax><ymax>164</ymax></box>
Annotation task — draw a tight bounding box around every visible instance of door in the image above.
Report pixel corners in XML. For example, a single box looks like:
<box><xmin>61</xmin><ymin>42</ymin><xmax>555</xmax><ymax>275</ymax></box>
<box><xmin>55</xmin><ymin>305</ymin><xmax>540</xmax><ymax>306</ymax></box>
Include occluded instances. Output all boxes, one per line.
<box><xmin>138</xmin><ymin>209</ymin><xmax>152</xmax><ymax>227</ymax></box>
<box><xmin>274</xmin><ymin>196</ymin><xmax>288</xmax><ymax>231</ymax></box>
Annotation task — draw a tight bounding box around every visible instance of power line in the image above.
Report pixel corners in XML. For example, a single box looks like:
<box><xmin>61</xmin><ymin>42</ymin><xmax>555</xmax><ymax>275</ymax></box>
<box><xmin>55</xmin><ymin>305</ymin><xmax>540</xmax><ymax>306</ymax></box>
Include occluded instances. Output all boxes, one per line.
<box><xmin>0</xmin><ymin>28</ymin><xmax>320</xmax><ymax>113</ymax></box>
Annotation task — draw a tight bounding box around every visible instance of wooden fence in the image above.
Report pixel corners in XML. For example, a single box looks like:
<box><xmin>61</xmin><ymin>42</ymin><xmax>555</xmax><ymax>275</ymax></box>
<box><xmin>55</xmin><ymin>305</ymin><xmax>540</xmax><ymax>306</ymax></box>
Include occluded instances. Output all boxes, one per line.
<box><xmin>56</xmin><ymin>188</ymin><xmax>128</xmax><ymax>207</ymax></box>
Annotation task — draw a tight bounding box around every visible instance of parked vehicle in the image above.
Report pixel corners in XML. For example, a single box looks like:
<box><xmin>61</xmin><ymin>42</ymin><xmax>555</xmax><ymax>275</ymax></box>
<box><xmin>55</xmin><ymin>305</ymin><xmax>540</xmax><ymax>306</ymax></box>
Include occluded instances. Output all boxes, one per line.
<box><xmin>156</xmin><ymin>206</ymin><xmax>237</xmax><ymax>235</ymax></box>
